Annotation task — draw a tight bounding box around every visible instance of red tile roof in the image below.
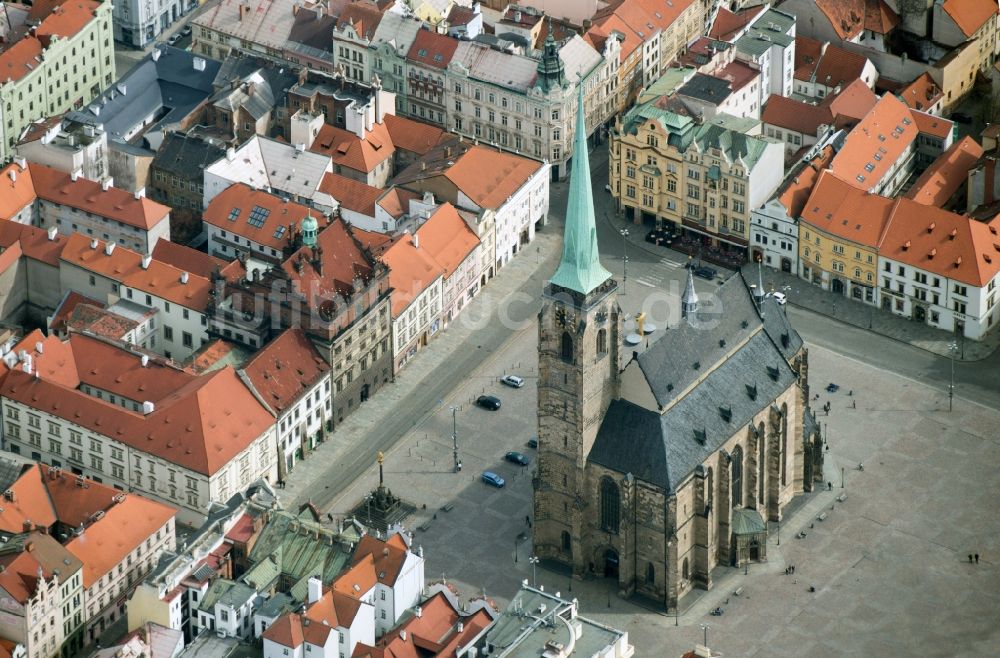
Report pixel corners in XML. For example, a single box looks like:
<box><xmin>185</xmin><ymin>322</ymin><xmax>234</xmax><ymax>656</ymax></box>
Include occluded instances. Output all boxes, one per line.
<box><xmin>414</xmin><ymin>203</ymin><xmax>479</xmax><ymax>278</ymax></box>
<box><xmin>940</xmin><ymin>0</ymin><xmax>998</xmax><ymax>38</ymax></box>
<box><xmin>911</xmin><ymin>110</ymin><xmax>953</xmax><ymax>138</ymax></box>
<box><xmin>794</xmin><ymin>38</ymin><xmax>871</xmax><ymax>89</ymax></box>
<box><xmin>0</xmin><ymin>163</ymin><xmax>36</xmax><ymax>219</ymax></box>
<box><xmin>777</xmin><ymin>145</ymin><xmax>837</xmax><ymax>218</ymax></box>
<box><xmin>0</xmin><ymin>218</ymin><xmax>67</xmax><ymax>266</ymax></box>
<box><xmin>0</xmin><ymin>37</ymin><xmax>44</xmax><ymax>84</ymax></box>
<box><xmin>815</xmin><ymin>0</ymin><xmax>898</xmax><ymax>40</ymax></box>
<box><xmin>350</xmin><ymin>533</ymin><xmax>409</xmax><ymax>587</ymax></box>
<box><xmin>351</xmin><ymin>227</ymin><xmax>393</xmax><ymax>252</ymax></box>
<box><xmin>896</xmin><ymin>73</ymin><xmax>943</xmax><ymax>112</ymax></box>
<box><xmin>333</xmin><ymin>553</ymin><xmax>379</xmax><ymax>597</ymax></box>
<box><xmin>61</xmin><ymin>233</ymin><xmax>213</xmax><ymax>310</ymax></box>
<box><xmin>376</xmin><ymin>187</ymin><xmax>420</xmax><ymax>219</ymax></box>
<box><xmin>829</xmin><ymin>93</ymin><xmax>919</xmax><ymax>190</ymax></box>
<box><xmin>380</xmin><ymin>232</ymin><xmax>444</xmax><ymax>317</ymax></box>
<box><xmin>905</xmin><ymin>135</ymin><xmax>983</xmax><ymax>207</ymax></box>
<box><xmin>34</xmin><ymin>0</ymin><xmax>100</xmax><ymax>45</ymax></box>
<box><xmin>49</xmin><ymin>291</ymin><xmax>105</xmax><ymax>334</ymax></box>
<box><xmin>708</xmin><ymin>6</ymin><xmax>765</xmax><ymax>41</ymax></box>
<box><xmin>278</xmin><ymin>218</ymin><xmax>378</xmax><ymax>310</ymax></box>
<box><xmin>358</xmin><ymin>591</ymin><xmax>493</xmax><ymax>658</ymax></box>
<box><xmin>382</xmin><ymin>114</ymin><xmax>448</xmax><ymax>156</ymax></box>
<box><xmin>444</xmin><ymin>145</ymin><xmax>542</xmax><ymax>210</ymax></box>
<box><xmin>320</xmin><ymin>173</ymin><xmax>382</xmax><ymax>216</ymax></box>
<box><xmin>152</xmin><ymin>240</ymin><xmax>230</xmax><ymax>279</ymax></box>
<box><xmin>30</xmin><ymin>163</ymin><xmax>170</xmax><ymax>231</ymax></box>
<box><xmin>0</xmin><ymin>342</ymin><xmax>274</xmax><ymax>475</ymax></box>
<box><xmin>66</xmin><ymin>492</ymin><xmax>175</xmax><ymax>588</ymax></box>
<box><xmin>406</xmin><ymin>29</ymin><xmax>459</xmax><ymax>70</ymax></box>
<box><xmin>312</xmin><ymin>122</ymin><xmax>395</xmax><ymax>174</ymax></box>
<box><xmin>880</xmin><ymin>200</ymin><xmax>1000</xmax><ymax>286</ymax></box>
<box><xmin>204</xmin><ymin>183</ymin><xmax>313</xmax><ymax>252</ymax></box>
<box><xmin>762</xmin><ymin>79</ymin><xmax>878</xmax><ymax>137</ymax></box>
<box><xmin>800</xmin><ymin>170</ymin><xmax>895</xmax><ymax>248</ymax></box>
<box><xmin>241</xmin><ymin>328</ymin><xmax>329</xmax><ymax>415</ymax></box>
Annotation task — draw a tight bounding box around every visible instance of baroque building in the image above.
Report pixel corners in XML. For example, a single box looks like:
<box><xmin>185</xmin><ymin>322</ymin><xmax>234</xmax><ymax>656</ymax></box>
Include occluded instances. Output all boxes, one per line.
<box><xmin>533</xmin><ymin>87</ymin><xmax>823</xmax><ymax>610</ymax></box>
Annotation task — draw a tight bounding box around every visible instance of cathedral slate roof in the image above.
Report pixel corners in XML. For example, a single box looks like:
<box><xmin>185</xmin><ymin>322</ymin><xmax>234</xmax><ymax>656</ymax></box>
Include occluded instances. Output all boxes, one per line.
<box><xmin>590</xmin><ymin>302</ymin><xmax>799</xmax><ymax>493</ymax></box>
<box><xmin>636</xmin><ymin>275</ymin><xmax>762</xmax><ymax>408</ymax></box>
<box><xmin>759</xmin><ymin>296</ymin><xmax>803</xmax><ymax>360</ymax></box>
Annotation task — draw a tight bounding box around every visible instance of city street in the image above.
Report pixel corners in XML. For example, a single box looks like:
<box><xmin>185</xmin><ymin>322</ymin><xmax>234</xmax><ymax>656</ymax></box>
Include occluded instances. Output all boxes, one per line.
<box><xmin>274</xmin><ymin>146</ymin><xmax>1000</xmax><ymax>655</ymax></box>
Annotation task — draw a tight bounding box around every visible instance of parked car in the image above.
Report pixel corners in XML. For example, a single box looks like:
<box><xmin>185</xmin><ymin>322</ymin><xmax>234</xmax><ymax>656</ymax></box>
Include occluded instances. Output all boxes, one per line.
<box><xmin>527</xmin><ymin>436</ymin><xmax>539</xmax><ymax>449</ymax></box>
<box><xmin>167</xmin><ymin>34</ymin><xmax>180</xmax><ymax>45</ymax></box>
<box><xmin>180</xmin><ymin>26</ymin><xmax>192</xmax><ymax>36</ymax></box>
<box><xmin>482</xmin><ymin>471</ymin><xmax>506</xmax><ymax>488</ymax></box>
<box><xmin>767</xmin><ymin>291</ymin><xmax>787</xmax><ymax>305</ymax></box>
<box><xmin>505</xmin><ymin>451</ymin><xmax>530</xmax><ymax>466</ymax></box>
<box><xmin>693</xmin><ymin>266</ymin><xmax>717</xmax><ymax>280</ymax></box>
<box><xmin>476</xmin><ymin>395</ymin><xmax>501</xmax><ymax>410</ymax></box>
<box><xmin>951</xmin><ymin>112</ymin><xmax>973</xmax><ymax>124</ymax></box>
<box><xmin>501</xmin><ymin>375</ymin><xmax>524</xmax><ymax>388</ymax></box>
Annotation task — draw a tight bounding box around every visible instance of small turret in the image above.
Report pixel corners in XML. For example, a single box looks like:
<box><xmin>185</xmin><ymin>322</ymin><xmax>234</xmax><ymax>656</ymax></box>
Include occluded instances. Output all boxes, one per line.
<box><xmin>681</xmin><ymin>266</ymin><xmax>698</xmax><ymax>320</ymax></box>
<box><xmin>301</xmin><ymin>211</ymin><xmax>318</xmax><ymax>247</ymax></box>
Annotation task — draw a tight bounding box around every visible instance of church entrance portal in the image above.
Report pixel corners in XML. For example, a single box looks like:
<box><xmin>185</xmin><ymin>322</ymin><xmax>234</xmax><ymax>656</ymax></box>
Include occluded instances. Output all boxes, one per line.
<box><xmin>604</xmin><ymin>549</ymin><xmax>619</xmax><ymax>579</ymax></box>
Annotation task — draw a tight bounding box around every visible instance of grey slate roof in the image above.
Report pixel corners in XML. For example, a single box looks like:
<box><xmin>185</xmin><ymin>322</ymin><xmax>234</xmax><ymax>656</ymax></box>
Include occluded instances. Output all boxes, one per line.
<box><xmin>678</xmin><ymin>73</ymin><xmax>733</xmax><ymax>104</ymax></box>
<box><xmin>736</xmin><ymin>9</ymin><xmax>796</xmax><ymax>58</ymax></box>
<box><xmin>256</xmin><ymin>592</ymin><xmax>295</xmax><ymax>620</ymax></box>
<box><xmin>152</xmin><ymin>133</ymin><xmax>227</xmax><ymax>178</ymax></box>
<box><xmin>759</xmin><ymin>297</ymin><xmax>803</xmax><ymax>360</ymax></box>
<box><xmin>67</xmin><ymin>47</ymin><xmax>221</xmax><ymax>148</ymax></box>
<box><xmin>590</xmin><ymin>330</ymin><xmax>798</xmax><ymax>493</ymax></box>
<box><xmin>636</xmin><ymin>274</ymin><xmax>762</xmax><ymax>409</ymax></box>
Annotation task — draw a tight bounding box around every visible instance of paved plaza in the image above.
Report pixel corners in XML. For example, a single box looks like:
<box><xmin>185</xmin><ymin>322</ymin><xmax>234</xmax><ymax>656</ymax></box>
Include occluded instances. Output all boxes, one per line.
<box><xmin>320</xmin><ymin>327</ymin><xmax>1000</xmax><ymax>656</ymax></box>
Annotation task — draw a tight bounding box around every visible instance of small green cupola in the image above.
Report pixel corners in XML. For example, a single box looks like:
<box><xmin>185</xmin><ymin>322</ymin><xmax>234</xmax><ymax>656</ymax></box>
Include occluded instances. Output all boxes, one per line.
<box><xmin>301</xmin><ymin>211</ymin><xmax>319</xmax><ymax>247</ymax></box>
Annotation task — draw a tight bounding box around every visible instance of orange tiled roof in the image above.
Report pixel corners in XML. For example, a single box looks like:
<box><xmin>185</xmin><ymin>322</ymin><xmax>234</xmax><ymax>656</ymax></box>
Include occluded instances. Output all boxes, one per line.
<box><xmin>0</xmin><ymin>218</ymin><xmax>67</xmax><ymax>266</ymax></box>
<box><xmin>880</xmin><ymin>200</ymin><xmax>1000</xmax><ymax>286</ymax></box>
<box><xmin>376</xmin><ymin>187</ymin><xmax>420</xmax><ymax>219</ymax></box>
<box><xmin>30</xmin><ymin>164</ymin><xmax>170</xmax><ymax>231</ymax></box>
<box><xmin>414</xmin><ymin>203</ymin><xmax>479</xmax><ymax>278</ymax></box>
<box><xmin>815</xmin><ymin>0</ymin><xmax>898</xmax><ymax>40</ymax></box>
<box><xmin>444</xmin><ymin>145</ymin><xmax>541</xmax><ymax>210</ymax></box>
<box><xmin>0</xmin><ymin>464</ymin><xmax>58</xmax><ymax>535</ymax></box>
<box><xmin>0</xmin><ymin>37</ymin><xmax>44</xmax><ymax>85</ymax></box>
<box><xmin>824</xmin><ymin>78</ymin><xmax>879</xmax><ymax>126</ymax></box>
<box><xmin>61</xmin><ymin>233</ymin><xmax>212</xmax><ymax>310</ymax></box>
<box><xmin>808</xmin><ymin>42</ymin><xmax>871</xmax><ymax>89</ymax></box>
<box><xmin>708</xmin><ymin>6</ymin><xmax>765</xmax><ymax>41</ymax></box>
<box><xmin>65</xmin><ymin>492</ymin><xmax>175</xmax><ymax>588</ymax></box>
<box><xmin>34</xmin><ymin>0</ymin><xmax>100</xmax><ymax>45</ymax></box>
<box><xmin>204</xmin><ymin>183</ymin><xmax>313</xmax><ymax>252</ymax></box>
<box><xmin>241</xmin><ymin>328</ymin><xmax>329</xmax><ymax>415</ymax></box>
<box><xmin>366</xmin><ymin>591</ymin><xmax>493</xmax><ymax>658</ymax></box>
<box><xmin>940</xmin><ymin>0</ymin><xmax>998</xmax><ymax>38</ymax></box>
<box><xmin>311</xmin><ymin>122</ymin><xmax>395</xmax><ymax>174</ymax></box>
<box><xmin>911</xmin><ymin>109</ymin><xmax>953</xmax><ymax>139</ymax></box>
<box><xmin>406</xmin><ymin>28</ymin><xmax>459</xmax><ymax>70</ymax></box>
<box><xmin>152</xmin><ymin>240</ymin><xmax>230</xmax><ymax>279</ymax></box>
<box><xmin>382</xmin><ymin>114</ymin><xmax>447</xmax><ymax>156</ymax></box>
<box><xmin>896</xmin><ymin>72</ymin><xmax>943</xmax><ymax>112</ymax></box>
<box><xmin>763</xmin><ymin>79</ymin><xmax>877</xmax><ymax>136</ymax></box>
<box><xmin>49</xmin><ymin>290</ymin><xmax>104</xmax><ymax>334</ymax></box>
<box><xmin>0</xmin><ymin>162</ymin><xmax>36</xmax><ymax>219</ymax></box>
<box><xmin>380</xmin><ymin>233</ymin><xmax>444</xmax><ymax>317</ymax></box>
<box><xmin>262</xmin><ymin>612</ymin><xmax>305</xmax><ymax>649</ymax></box>
<box><xmin>351</xmin><ymin>533</ymin><xmax>409</xmax><ymax>587</ymax></box>
<box><xmin>0</xmin><ymin>344</ymin><xmax>274</xmax><ymax>475</ymax></box>
<box><xmin>306</xmin><ymin>588</ymin><xmax>364</xmax><ymax>630</ymax></box>
<box><xmin>800</xmin><ymin>170</ymin><xmax>895</xmax><ymax>248</ymax></box>
<box><xmin>0</xmin><ymin>534</ymin><xmax>75</xmax><ymax>604</ymax></box>
<box><xmin>905</xmin><ymin>136</ymin><xmax>983</xmax><ymax>207</ymax></box>
<box><xmin>829</xmin><ymin>93</ymin><xmax>918</xmax><ymax>191</ymax></box>
<box><xmin>333</xmin><ymin>553</ymin><xmax>379</xmax><ymax>597</ymax></box>
<box><xmin>278</xmin><ymin>218</ymin><xmax>378</xmax><ymax>310</ymax></box>
<box><xmin>320</xmin><ymin>173</ymin><xmax>382</xmax><ymax>216</ymax></box>
<box><xmin>777</xmin><ymin>145</ymin><xmax>836</xmax><ymax>218</ymax></box>
<box><xmin>351</xmin><ymin>227</ymin><xmax>393</xmax><ymax>253</ymax></box>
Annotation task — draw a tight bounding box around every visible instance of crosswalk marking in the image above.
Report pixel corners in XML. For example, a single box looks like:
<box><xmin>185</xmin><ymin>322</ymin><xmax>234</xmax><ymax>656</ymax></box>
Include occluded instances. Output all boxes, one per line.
<box><xmin>659</xmin><ymin>258</ymin><xmax>682</xmax><ymax>268</ymax></box>
<box><xmin>635</xmin><ymin>277</ymin><xmax>658</xmax><ymax>288</ymax></box>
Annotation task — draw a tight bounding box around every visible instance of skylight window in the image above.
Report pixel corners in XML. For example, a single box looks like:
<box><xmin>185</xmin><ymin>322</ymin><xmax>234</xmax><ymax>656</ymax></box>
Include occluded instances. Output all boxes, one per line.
<box><xmin>433</xmin><ymin>53</ymin><xmax>443</xmax><ymax>61</ymax></box>
<box><xmin>227</xmin><ymin>207</ymin><xmax>240</xmax><ymax>222</ymax></box>
<box><xmin>418</xmin><ymin>48</ymin><xmax>428</xmax><ymax>57</ymax></box>
<box><xmin>247</xmin><ymin>205</ymin><xmax>270</xmax><ymax>228</ymax></box>
<box><xmin>273</xmin><ymin>225</ymin><xmax>286</xmax><ymax>240</ymax></box>
<box><xmin>864</xmin><ymin>163</ymin><xmax>875</xmax><ymax>172</ymax></box>
<box><xmin>856</xmin><ymin>175</ymin><xmax>866</xmax><ymax>183</ymax></box>
<box><xmin>902</xmin><ymin>117</ymin><xmax>912</xmax><ymax>125</ymax></box>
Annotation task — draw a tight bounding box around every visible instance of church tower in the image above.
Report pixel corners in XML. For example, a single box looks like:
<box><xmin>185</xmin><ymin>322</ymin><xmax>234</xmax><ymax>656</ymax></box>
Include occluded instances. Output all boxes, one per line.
<box><xmin>533</xmin><ymin>85</ymin><xmax>620</xmax><ymax>576</ymax></box>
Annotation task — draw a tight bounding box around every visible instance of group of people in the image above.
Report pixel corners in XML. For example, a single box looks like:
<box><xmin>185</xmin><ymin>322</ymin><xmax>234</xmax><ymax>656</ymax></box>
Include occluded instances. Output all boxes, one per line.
<box><xmin>968</xmin><ymin>553</ymin><xmax>982</xmax><ymax>564</ymax></box>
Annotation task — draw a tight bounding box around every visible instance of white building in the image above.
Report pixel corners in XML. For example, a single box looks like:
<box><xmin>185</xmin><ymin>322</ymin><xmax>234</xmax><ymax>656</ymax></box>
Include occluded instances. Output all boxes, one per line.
<box><xmin>381</xmin><ymin>233</ymin><xmax>444</xmax><ymax>372</ymax></box>
<box><xmin>113</xmin><ymin>0</ymin><xmax>192</xmax><ymax>47</ymax></box>
<box><xmin>0</xmin><ymin>334</ymin><xmax>278</xmax><ymax>523</ymax></box>
<box><xmin>15</xmin><ymin>119</ymin><xmax>109</xmax><ymax>184</ymax></box>
<box><xmin>195</xmin><ymin>579</ymin><xmax>258</xmax><ymax>640</ymax></box>
<box><xmin>733</xmin><ymin>7</ymin><xmax>796</xmax><ymax>113</ymax></box>
<box><xmin>240</xmin><ymin>329</ymin><xmax>332</xmax><ymax>478</ymax></box>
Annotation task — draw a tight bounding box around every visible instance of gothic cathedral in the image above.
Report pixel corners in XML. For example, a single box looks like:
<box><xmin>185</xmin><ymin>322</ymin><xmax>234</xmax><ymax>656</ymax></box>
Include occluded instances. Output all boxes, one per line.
<box><xmin>533</xmin><ymin>87</ymin><xmax>824</xmax><ymax>611</ymax></box>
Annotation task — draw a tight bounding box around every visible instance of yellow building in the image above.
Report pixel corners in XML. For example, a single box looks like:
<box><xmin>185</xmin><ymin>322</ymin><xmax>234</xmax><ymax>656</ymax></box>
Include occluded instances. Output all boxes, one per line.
<box><xmin>797</xmin><ymin>171</ymin><xmax>890</xmax><ymax>302</ymax></box>
<box><xmin>609</xmin><ymin>102</ymin><xmax>783</xmax><ymax>258</ymax></box>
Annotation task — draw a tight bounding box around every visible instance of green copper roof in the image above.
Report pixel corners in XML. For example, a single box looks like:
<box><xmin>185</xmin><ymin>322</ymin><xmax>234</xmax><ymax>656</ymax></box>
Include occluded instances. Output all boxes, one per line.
<box><xmin>550</xmin><ymin>85</ymin><xmax>611</xmax><ymax>295</ymax></box>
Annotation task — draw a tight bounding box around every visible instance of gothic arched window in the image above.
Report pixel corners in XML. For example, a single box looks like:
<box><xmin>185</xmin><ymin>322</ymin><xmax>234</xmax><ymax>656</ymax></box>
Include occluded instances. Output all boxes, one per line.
<box><xmin>561</xmin><ymin>331</ymin><xmax>574</xmax><ymax>363</ymax></box>
<box><xmin>599</xmin><ymin>476</ymin><xmax>620</xmax><ymax>534</ymax></box>
<box><xmin>646</xmin><ymin>562</ymin><xmax>655</xmax><ymax>584</ymax></box>
<box><xmin>731</xmin><ymin>446</ymin><xmax>743</xmax><ymax>507</ymax></box>
<box><xmin>562</xmin><ymin>531</ymin><xmax>572</xmax><ymax>553</ymax></box>
<box><xmin>682</xmin><ymin>557</ymin><xmax>689</xmax><ymax>581</ymax></box>
<box><xmin>596</xmin><ymin>328</ymin><xmax>607</xmax><ymax>355</ymax></box>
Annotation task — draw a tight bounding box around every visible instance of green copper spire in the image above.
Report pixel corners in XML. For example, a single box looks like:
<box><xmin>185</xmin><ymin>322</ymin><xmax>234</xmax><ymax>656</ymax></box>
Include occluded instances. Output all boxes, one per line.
<box><xmin>550</xmin><ymin>83</ymin><xmax>612</xmax><ymax>295</ymax></box>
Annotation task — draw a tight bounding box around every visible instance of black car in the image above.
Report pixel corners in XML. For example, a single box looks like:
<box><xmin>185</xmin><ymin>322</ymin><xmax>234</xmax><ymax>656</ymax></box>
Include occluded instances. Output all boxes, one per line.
<box><xmin>693</xmin><ymin>266</ymin><xmax>717</xmax><ymax>280</ymax></box>
<box><xmin>527</xmin><ymin>437</ymin><xmax>539</xmax><ymax>449</ymax></box>
<box><xmin>951</xmin><ymin>112</ymin><xmax>973</xmax><ymax>124</ymax></box>
<box><xmin>505</xmin><ymin>451</ymin><xmax>530</xmax><ymax>466</ymax></box>
<box><xmin>475</xmin><ymin>395</ymin><xmax>501</xmax><ymax>410</ymax></box>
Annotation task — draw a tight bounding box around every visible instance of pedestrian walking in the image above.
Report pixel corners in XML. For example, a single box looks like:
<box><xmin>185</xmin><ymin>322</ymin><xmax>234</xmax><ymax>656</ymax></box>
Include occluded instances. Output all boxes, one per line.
<box><xmin>969</xmin><ymin>554</ymin><xmax>974</xmax><ymax>563</ymax></box>
<box><xmin>852</xmin><ymin>400</ymin><xmax>856</xmax><ymax>409</ymax></box>
<box><xmin>525</xmin><ymin>515</ymin><xmax>530</xmax><ymax>526</ymax></box>
<box><xmin>975</xmin><ymin>553</ymin><xmax>980</xmax><ymax>564</ymax></box>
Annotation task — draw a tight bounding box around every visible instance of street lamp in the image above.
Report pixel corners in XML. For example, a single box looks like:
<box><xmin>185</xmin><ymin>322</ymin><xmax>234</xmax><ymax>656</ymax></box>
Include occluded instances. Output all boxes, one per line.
<box><xmin>948</xmin><ymin>340</ymin><xmax>958</xmax><ymax>412</ymax></box>
<box><xmin>450</xmin><ymin>406</ymin><xmax>460</xmax><ymax>471</ymax></box>
<box><xmin>529</xmin><ymin>556</ymin><xmax>539</xmax><ymax>588</ymax></box>
<box><xmin>620</xmin><ymin>228</ymin><xmax>629</xmax><ymax>282</ymax></box>
<box><xmin>514</xmin><ymin>537</ymin><xmax>518</xmax><ymax>563</ymax></box>
<box><xmin>700</xmin><ymin>623</ymin><xmax>710</xmax><ymax>648</ymax></box>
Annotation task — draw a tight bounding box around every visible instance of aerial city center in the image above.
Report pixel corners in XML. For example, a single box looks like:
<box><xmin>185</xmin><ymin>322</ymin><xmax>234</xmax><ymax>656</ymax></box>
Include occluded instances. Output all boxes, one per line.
<box><xmin>0</xmin><ymin>0</ymin><xmax>997</xmax><ymax>656</ymax></box>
